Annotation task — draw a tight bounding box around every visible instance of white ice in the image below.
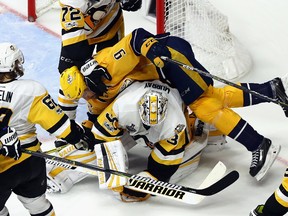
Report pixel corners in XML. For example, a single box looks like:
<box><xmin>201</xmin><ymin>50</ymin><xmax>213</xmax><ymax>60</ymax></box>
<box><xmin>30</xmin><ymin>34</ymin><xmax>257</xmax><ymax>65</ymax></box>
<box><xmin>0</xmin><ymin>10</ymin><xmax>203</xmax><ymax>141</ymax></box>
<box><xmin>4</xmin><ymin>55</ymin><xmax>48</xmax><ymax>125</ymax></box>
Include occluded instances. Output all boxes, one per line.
<box><xmin>0</xmin><ymin>0</ymin><xmax>288</xmax><ymax>215</ymax></box>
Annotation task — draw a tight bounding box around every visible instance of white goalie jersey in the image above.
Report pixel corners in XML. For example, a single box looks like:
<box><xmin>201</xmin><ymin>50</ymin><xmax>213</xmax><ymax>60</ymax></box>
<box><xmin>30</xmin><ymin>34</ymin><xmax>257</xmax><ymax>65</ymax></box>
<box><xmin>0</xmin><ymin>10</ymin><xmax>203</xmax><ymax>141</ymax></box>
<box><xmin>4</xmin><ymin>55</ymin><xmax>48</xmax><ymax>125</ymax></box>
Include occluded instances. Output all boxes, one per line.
<box><xmin>94</xmin><ymin>80</ymin><xmax>206</xmax><ymax>182</ymax></box>
<box><xmin>96</xmin><ymin>80</ymin><xmax>187</xmax><ymax>144</ymax></box>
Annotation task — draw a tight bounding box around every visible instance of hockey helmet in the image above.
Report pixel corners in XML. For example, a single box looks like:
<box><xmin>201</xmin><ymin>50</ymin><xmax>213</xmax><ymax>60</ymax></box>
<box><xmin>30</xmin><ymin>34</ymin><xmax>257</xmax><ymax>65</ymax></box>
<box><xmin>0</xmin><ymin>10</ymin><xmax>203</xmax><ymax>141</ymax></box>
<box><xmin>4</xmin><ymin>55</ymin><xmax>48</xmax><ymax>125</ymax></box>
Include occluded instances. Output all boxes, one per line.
<box><xmin>138</xmin><ymin>90</ymin><xmax>168</xmax><ymax>126</ymax></box>
<box><xmin>0</xmin><ymin>42</ymin><xmax>24</xmax><ymax>76</ymax></box>
<box><xmin>60</xmin><ymin>66</ymin><xmax>87</xmax><ymax>100</ymax></box>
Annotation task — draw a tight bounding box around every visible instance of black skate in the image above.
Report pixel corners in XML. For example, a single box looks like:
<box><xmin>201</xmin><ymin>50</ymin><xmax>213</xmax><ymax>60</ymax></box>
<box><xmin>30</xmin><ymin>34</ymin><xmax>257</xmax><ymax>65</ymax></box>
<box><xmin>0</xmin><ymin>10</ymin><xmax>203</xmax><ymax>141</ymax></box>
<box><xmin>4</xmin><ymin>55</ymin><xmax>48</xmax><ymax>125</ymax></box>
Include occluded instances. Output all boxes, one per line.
<box><xmin>249</xmin><ymin>205</ymin><xmax>265</xmax><ymax>216</ymax></box>
<box><xmin>249</xmin><ymin>138</ymin><xmax>280</xmax><ymax>181</ymax></box>
<box><xmin>270</xmin><ymin>77</ymin><xmax>288</xmax><ymax>117</ymax></box>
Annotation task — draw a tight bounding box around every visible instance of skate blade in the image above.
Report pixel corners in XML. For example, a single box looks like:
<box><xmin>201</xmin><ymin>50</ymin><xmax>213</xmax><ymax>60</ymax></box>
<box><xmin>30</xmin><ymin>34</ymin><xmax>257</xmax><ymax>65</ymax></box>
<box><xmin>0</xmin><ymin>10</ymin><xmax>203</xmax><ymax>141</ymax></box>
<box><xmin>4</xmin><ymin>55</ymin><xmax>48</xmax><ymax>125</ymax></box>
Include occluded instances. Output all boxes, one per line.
<box><xmin>255</xmin><ymin>144</ymin><xmax>281</xmax><ymax>181</ymax></box>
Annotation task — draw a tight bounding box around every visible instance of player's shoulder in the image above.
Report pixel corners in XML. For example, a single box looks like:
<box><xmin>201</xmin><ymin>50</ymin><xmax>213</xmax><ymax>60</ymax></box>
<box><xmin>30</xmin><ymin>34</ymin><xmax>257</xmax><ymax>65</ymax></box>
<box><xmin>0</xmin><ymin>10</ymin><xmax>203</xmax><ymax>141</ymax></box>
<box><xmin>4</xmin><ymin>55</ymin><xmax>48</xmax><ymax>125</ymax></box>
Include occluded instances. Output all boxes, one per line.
<box><xmin>15</xmin><ymin>79</ymin><xmax>47</xmax><ymax>96</ymax></box>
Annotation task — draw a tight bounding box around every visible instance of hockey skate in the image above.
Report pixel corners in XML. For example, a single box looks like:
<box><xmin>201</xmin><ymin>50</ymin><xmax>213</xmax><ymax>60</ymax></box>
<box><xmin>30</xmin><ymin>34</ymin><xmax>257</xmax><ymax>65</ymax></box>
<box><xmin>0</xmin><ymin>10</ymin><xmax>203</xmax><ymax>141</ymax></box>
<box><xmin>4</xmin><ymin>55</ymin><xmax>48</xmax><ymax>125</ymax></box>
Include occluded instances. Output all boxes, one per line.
<box><xmin>249</xmin><ymin>138</ymin><xmax>281</xmax><ymax>181</ymax></box>
<box><xmin>270</xmin><ymin>77</ymin><xmax>288</xmax><ymax>117</ymax></box>
<box><xmin>249</xmin><ymin>205</ymin><xmax>265</xmax><ymax>216</ymax></box>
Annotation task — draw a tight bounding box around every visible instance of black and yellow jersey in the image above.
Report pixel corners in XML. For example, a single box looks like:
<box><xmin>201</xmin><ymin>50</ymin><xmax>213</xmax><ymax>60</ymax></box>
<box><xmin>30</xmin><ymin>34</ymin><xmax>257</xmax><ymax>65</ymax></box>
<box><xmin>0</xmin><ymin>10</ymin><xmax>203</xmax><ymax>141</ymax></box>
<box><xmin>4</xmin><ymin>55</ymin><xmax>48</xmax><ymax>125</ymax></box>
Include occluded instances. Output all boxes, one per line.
<box><xmin>0</xmin><ymin>79</ymin><xmax>74</xmax><ymax>173</ymax></box>
<box><xmin>58</xmin><ymin>0</ymin><xmax>124</xmax><ymax>72</ymax></box>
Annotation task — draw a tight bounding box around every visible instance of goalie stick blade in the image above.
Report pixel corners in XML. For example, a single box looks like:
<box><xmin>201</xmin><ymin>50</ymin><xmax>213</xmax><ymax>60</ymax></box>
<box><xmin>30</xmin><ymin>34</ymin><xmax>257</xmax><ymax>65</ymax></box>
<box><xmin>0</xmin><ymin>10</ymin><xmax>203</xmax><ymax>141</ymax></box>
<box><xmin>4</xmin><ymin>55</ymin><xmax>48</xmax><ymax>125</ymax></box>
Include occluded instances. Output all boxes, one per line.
<box><xmin>193</xmin><ymin>170</ymin><xmax>239</xmax><ymax>196</ymax></box>
<box><xmin>191</xmin><ymin>161</ymin><xmax>227</xmax><ymax>204</ymax></box>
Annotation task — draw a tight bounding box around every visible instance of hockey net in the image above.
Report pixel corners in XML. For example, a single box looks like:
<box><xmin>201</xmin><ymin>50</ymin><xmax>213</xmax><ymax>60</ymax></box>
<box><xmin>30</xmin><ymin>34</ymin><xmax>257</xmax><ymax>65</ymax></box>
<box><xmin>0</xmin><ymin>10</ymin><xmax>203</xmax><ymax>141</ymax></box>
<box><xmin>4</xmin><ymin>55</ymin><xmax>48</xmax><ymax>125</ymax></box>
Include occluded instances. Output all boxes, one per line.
<box><xmin>156</xmin><ymin>0</ymin><xmax>252</xmax><ymax>82</ymax></box>
<box><xmin>28</xmin><ymin>0</ymin><xmax>60</xmax><ymax>22</ymax></box>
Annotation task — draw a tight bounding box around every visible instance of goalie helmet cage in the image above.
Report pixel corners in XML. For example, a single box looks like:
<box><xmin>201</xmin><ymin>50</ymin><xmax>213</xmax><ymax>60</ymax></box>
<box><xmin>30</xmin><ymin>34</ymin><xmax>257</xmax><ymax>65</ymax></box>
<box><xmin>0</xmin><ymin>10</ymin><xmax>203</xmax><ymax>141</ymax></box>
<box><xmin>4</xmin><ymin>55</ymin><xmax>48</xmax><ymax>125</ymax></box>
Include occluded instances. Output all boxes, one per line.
<box><xmin>28</xmin><ymin>0</ymin><xmax>59</xmax><ymax>22</ymax></box>
<box><xmin>156</xmin><ymin>0</ymin><xmax>252</xmax><ymax>81</ymax></box>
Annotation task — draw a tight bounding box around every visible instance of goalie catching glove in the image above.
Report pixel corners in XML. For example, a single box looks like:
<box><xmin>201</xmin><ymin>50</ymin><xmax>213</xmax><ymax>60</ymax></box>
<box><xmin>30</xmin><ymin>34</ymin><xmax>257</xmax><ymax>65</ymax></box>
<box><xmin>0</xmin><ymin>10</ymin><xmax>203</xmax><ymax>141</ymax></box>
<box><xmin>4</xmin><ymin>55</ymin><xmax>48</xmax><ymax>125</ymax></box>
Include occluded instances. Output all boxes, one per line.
<box><xmin>80</xmin><ymin>58</ymin><xmax>112</xmax><ymax>96</ymax></box>
<box><xmin>0</xmin><ymin>126</ymin><xmax>21</xmax><ymax>160</ymax></box>
<box><xmin>141</xmin><ymin>37</ymin><xmax>171</xmax><ymax>68</ymax></box>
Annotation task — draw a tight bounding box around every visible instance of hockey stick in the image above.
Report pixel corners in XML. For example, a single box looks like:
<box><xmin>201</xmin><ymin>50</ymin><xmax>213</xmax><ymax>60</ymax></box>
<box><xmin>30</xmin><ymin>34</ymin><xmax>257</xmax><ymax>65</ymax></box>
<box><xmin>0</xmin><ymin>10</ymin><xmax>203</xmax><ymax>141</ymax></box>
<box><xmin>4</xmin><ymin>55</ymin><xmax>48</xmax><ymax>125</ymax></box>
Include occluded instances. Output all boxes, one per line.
<box><xmin>192</xmin><ymin>161</ymin><xmax>227</xmax><ymax>204</ymax></box>
<box><xmin>43</xmin><ymin>144</ymin><xmax>70</xmax><ymax>154</ymax></box>
<box><xmin>161</xmin><ymin>56</ymin><xmax>288</xmax><ymax>108</ymax></box>
<box><xmin>22</xmin><ymin>149</ymin><xmax>239</xmax><ymax>204</ymax></box>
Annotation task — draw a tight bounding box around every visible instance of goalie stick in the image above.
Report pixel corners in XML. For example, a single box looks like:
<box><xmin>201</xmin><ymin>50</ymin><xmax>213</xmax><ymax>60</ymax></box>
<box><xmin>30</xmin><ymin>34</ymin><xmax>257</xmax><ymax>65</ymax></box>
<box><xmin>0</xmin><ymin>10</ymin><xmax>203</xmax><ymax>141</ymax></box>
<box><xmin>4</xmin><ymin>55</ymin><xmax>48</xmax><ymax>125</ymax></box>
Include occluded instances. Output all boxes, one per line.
<box><xmin>22</xmin><ymin>149</ymin><xmax>239</xmax><ymax>204</ymax></box>
<box><xmin>192</xmin><ymin>161</ymin><xmax>227</xmax><ymax>204</ymax></box>
<box><xmin>161</xmin><ymin>56</ymin><xmax>288</xmax><ymax>109</ymax></box>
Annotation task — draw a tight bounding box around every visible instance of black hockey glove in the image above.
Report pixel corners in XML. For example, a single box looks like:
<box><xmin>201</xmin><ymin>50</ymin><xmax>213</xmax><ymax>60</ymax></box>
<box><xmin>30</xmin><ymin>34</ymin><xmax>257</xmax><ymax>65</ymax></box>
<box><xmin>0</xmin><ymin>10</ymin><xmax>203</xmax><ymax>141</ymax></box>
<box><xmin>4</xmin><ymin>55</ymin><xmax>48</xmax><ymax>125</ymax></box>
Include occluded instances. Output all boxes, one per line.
<box><xmin>140</xmin><ymin>37</ymin><xmax>171</xmax><ymax>68</ymax></box>
<box><xmin>65</xmin><ymin>120</ymin><xmax>96</xmax><ymax>151</ymax></box>
<box><xmin>120</xmin><ymin>0</ymin><xmax>142</xmax><ymax>12</ymax></box>
<box><xmin>0</xmin><ymin>127</ymin><xmax>22</xmax><ymax>160</ymax></box>
<box><xmin>81</xmin><ymin>58</ymin><xmax>112</xmax><ymax>96</ymax></box>
<box><xmin>77</xmin><ymin>123</ymin><xmax>96</xmax><ymax>151</ymax></box>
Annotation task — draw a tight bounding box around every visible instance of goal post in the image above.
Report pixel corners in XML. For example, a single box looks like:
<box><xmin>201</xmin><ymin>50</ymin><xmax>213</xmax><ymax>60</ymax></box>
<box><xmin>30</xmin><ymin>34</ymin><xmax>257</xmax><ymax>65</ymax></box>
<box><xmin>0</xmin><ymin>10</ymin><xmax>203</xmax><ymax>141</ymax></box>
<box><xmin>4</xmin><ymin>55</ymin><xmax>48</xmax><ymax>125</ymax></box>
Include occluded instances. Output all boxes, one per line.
<box><xmin>28</xmin><ymin>0</ymin><xmax>59</xmax><ymax>22</ymax></box>
<box><xmin>156</xmin><ymin>0</ymin><xmax>252</xmax><ymax>82</ymax></box>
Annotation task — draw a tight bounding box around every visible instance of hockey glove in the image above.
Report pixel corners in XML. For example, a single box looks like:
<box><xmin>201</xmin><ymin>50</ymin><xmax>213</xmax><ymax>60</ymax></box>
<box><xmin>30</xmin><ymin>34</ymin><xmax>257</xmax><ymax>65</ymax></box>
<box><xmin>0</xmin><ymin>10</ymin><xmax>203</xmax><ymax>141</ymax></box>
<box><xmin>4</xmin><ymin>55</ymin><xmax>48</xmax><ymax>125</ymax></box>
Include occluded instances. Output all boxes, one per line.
<box><xmin>120</xmin><ymin>0</ymin><xmax>142</xmax><ymax>12</ymax></box>
<box><xmin>0</xmin><ymin>127</ymin><xmax>22</xmax><ymax>160</ymax></box>
<box><xmin>81</xmin><ymin>58</ymin><xmax>112</xmax><ymax>96</ymax></box>
<box><xmin>117</xmin><ymin>171</ymin><xmax>156</xmax><ymax>202</ymax></box>
<box><xmin>77</xmin><ymin>123</ymin><xmax>96</xmax><ymax>151</ymax></box>
<box><xmin>141</xmin><ymin>37</ymin><xmax>171</xmax><ymax>68</ymax></box>
<box><xmin>65</xmin><ymin>120</ymin><xmax>96</xmax><ymax>151</ymax></box>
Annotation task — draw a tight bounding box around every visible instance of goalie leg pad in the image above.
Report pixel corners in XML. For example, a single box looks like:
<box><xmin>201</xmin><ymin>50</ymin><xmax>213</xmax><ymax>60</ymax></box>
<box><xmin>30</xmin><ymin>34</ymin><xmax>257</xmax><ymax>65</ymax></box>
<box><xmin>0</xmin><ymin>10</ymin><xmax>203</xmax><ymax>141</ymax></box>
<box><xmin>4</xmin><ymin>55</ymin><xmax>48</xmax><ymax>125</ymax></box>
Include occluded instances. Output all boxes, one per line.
<box><xmin>94</xmin><ymin>140</ymin><xmax>128</xmax><ymax>189</ymax></box>
<box><xmin>46</xmin><ymin>145</ymin><xmax>97</xmax><ymax>193</ymax></box>
<box><xmin>205</xmin><ymin>124</ymin><xmax>227</xmax><ymax>152</ymax></box>
<box><xmin>17</xmin><ymin>194</ymin><xmax>55</xmax><ymax>215</ymax></box>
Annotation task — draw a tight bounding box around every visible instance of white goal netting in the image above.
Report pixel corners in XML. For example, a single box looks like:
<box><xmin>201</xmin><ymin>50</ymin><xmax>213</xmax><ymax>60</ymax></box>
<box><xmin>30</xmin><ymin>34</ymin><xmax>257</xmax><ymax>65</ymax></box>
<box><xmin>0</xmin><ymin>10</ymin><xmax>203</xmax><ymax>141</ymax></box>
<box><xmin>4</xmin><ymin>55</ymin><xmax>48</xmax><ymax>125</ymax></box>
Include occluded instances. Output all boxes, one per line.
<box><xmin>160</xmin><ymin>0</ymin><xmax>252</xmax><ymax>81</ymax></box>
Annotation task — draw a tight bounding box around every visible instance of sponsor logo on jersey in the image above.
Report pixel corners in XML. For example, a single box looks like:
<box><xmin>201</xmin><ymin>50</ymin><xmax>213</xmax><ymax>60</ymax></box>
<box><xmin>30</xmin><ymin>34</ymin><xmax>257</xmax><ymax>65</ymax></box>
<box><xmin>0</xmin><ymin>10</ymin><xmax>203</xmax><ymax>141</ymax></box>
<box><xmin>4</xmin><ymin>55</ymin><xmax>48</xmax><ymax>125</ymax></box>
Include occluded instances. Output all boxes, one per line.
<box><xmin>119</xmin><ymin>79</ymin><xmax>133</xmax><ymax>93</ymax></box>
<box><xmin>175</xmin><ymin>124</ymin><xmax>185</xmax><ymax>133</ymax></box>
<box><xmin>180</xmin><ymin>87</ymin><xmax>191</xmax><ymax>97</ymax></box>
<box><xmin>104</xmin><ymin>121</ymin><xmax>115</xmax><ymax>132</ymax></box>
<box><xmin>65</xmin><ymin>21</ymin><xmax>78</xmax><ymax>29</ymax></box>
<box><xmin>144</xmin><ymin>82</ymin><xmax>170</xmax><ymax>94</ymax></box>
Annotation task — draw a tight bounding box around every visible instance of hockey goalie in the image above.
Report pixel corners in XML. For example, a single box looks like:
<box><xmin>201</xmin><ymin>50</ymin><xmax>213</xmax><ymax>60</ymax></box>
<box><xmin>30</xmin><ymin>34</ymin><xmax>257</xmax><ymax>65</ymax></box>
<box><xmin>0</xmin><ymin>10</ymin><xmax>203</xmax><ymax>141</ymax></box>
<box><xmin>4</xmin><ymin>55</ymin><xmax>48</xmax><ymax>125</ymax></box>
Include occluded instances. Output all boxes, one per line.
<box><xmin>46</xmin><ymin>76</ymin><xmax>213</xmax><ymax>201</ymax></box>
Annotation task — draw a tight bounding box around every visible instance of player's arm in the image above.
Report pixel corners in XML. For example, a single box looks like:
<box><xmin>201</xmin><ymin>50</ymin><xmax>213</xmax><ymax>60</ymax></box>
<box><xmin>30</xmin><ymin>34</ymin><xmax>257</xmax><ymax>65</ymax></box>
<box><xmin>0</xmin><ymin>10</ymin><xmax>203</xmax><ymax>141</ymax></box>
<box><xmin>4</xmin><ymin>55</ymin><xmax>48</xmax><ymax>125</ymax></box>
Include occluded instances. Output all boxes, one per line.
<box><xmin>59</xmin><ymin>4</ymin><xmax>91</xmax><ymax>72</ymax></box>
<box><xmin>148</xmin><ymin>129</ymin><xmax>188</xmax><ymax>181</ymax></box>
<box><xmin>93</xmin><ymin>101</ymin><xmax>125</xmax><ymax>142</ymax></box>
<box><xmin>27</xmin><ymin>91</ymin><xmax>95</xmax><ymax>150</ymax></box>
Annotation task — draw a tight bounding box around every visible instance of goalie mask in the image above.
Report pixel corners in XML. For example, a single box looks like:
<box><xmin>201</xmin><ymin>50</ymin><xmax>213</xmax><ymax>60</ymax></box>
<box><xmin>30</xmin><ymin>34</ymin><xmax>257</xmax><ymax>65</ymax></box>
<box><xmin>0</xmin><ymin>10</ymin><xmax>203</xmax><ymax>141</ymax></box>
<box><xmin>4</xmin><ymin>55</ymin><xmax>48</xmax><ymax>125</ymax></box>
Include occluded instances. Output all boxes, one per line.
<box><xmin>138</xmin><ymin>90</ymin><xmax>168</xmax><ymax>126</ymax></box>
<box><xmin>0</xmin><ymin>42</ymin><xmax>24</xmax><ymax>77</ymax></box>
<box><xmin>60</xmin><ymin>66</ymin><xmax>87</xmax><ymax>100</ymax></box>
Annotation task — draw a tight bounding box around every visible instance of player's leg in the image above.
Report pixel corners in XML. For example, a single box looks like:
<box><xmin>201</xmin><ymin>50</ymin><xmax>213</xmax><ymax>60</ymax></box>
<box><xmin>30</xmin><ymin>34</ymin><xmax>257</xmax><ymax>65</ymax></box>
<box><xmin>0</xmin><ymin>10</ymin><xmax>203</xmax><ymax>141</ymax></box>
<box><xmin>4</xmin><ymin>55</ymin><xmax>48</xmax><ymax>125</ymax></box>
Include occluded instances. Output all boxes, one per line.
<box><xmin>250</xmin><ymin>167</ymin><xmax>288</xmax><ymax>216</ymax></box>
<box><xmin>190</xmin><ymin>86</ymin><xmax>280</xmax><ymax>181</ymax></box>
<box><xmin>14</xmin><ymin>156</ymin><xmax>55</xmax><ymax>215</ymax></box>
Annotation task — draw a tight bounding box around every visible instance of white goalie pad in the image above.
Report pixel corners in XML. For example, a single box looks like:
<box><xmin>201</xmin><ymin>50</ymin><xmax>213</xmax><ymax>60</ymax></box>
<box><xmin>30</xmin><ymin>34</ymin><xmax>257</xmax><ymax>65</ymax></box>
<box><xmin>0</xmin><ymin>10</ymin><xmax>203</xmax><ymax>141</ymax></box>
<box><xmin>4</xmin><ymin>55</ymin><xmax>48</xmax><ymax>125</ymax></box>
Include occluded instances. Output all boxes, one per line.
<box><xmin>94</xmin><ymin>140</ymin><xmax>128</xmax><ymax>190</ymax></box>
<box><xmin>46</xmin><ymin>144</ymin><xmax>97</xmax><ymax>193</ymax></box>
<box><xmin>205</xmin><ymin>124</ymin><xmax>227</xmax><ymax>152</ymax></box>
